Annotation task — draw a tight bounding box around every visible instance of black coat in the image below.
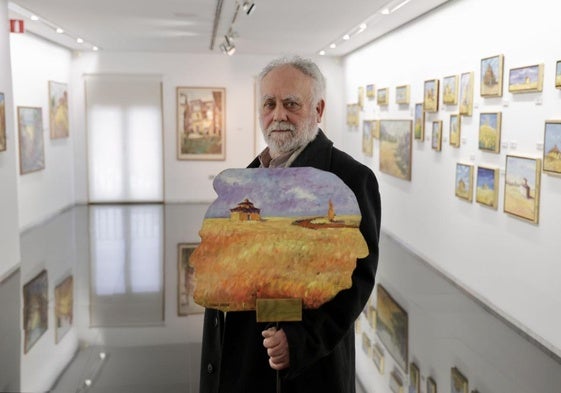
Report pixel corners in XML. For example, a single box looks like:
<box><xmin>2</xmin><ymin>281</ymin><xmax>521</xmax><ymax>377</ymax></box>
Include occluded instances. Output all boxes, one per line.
<box><xmin>199</xmin><ymin>130</ymin><xmax>381</xmax><ymax>393</ymax></box>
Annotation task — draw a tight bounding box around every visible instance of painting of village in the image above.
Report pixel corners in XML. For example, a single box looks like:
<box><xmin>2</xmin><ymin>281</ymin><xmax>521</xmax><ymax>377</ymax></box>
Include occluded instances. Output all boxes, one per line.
<box><xmin>379</xmin><ymin>120</ymin><xmax>412</xmax><ymax>181</ymax></box>
<box><xmin>189</xmin><ymin>167</ymin><xmax>368</xmax><ymax>312</ymax></box>
<box><xmin>504</xmin><ymin>155</ymin><xmax>541</xmax><ymax>223</ymax></box>
<box><xmin>543</xmin><ymin>121</ymin><xmax>561</xmax><ymax>174</ymax></box>
<box><xmin>177</xmin><ymin>87</ymin><xmax>225</xmax><ymax>160</ymax></box>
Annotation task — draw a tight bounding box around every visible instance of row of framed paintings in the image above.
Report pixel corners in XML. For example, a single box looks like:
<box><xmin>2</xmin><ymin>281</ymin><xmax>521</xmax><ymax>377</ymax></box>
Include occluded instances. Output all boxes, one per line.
<box><xmin>22</xmin><ymin>270</ymin><xmax>73</xmax><ymax>354</ymax></box>
<box><xmin>354</xmin><ymin>57</ymin><xmax>561</xmax><ymax>116</ymax></box>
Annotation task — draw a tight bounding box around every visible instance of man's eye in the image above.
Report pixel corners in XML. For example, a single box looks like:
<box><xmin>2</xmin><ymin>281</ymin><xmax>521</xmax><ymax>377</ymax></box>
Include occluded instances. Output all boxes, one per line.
<box><xmin>285</xmin><ymin>101</ymin><xmax>300</xmax><ymax>109</ymax></box>
<box><xmin>263</xmin><ymin>101</ymin><xmax>275</xmax><ymax>109</ymax></box>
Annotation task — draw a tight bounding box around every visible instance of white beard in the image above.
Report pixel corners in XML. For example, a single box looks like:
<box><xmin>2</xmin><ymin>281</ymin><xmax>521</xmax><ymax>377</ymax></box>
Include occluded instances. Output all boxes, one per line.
<box><xmin>263</xmin><ymin>118</ymin><xmax>318</xmax><ymax>157</ymax></box>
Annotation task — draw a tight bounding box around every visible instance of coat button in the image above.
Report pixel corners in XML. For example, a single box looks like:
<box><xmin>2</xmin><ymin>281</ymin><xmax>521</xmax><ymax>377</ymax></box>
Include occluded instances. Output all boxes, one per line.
<box><xmin>213</xmin><ymin>317</ymin><xmax>218</xmax><ymax>327</ymax></box>
<box><xmin>207</xmin><ymin>363</ymin><xmax>214</xmax><ymax>374</ymax></box>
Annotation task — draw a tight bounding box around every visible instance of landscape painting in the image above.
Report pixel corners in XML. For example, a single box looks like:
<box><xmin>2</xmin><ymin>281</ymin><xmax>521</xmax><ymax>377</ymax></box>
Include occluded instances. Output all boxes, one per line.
<box><xmin>442</xmin><ymin>74</ymin><xmax>458</xmax><ymax>105</ymax></box>
<box><xmin>395</xmin><ymin>85</ymin><xmax>410</xmax><ymax>104</ymax></box>
<box><xmin>376</xmin><ymin>284</ymin><xmax>408</xmax><ymax>372</ymax></box>
<box><xmin>23</xmin><ymin>270</ymin><xmax>48</xmax><ymax>353</ymax></box>
<box><xmin>379</xmin><ymin>120</ymin><xmax>412</xmax><ymax>180</ymax></box>
<box><xmin>362</xmin><ymin>120</ymin><xmax>374</xmax><ymax>156</ymax></box>
<box><xmin>504</xmin><ymin>155</ymin><xmax>541</xmax><ymax>223</ymax></box>
<box><xmin>455</xmin><ymin>163</ymin><xmax>473</xmax><ymax>202</ymax></box>
<box><xmin>480</xmin><ymin>54</ymin><xmax>504</xmax><ymax>97</ymax></box>
<box><xmin>178</xmin><ymin>243</ymin><xmax>205</xmax><ymax>316</ymax></box>
<box><xmin>556</xmin><ymin>61</ymin><xmax>561</xmax><ymax>88</ymax></box>
<box><xmin>177</xmin><ymin>87</ymin><xmax>225</xmax><ymax>160</ymax></box>
<box><xmin>0</xmin><ymin>92</ymin><xmax>5</xmax><ymax>152</ymax></box>
<box><xmin>451</xmin><ymin>367</ymin><xmax>468</xmax><ymax>393</ymax></box>
<box><xmin>476</xmin><ymin>166</ymin><xmax>499</xmax><ymax>209</ymax></box>
<box><xmin>18</xmin><ymin>106</ymin><xmax>45</xmax><ymax>174</ymax></box>
<box><xmin>189</xmin><ymin>167</ymin><xmax>368</xmax><ymax>311</ymax></box>
<box><xmin>55</xmin><ymin>275</ymin><xmax>73</xmax><ymax>343</ymax></box>
<box><xmin>431</xmin><ymin>121</ymin><xmax>442</xmax><ymax>152</ymax></box>
<box><xmin>366</xmin><ymin>84</ymin><xmax>375</xmax><ymax>98</ymax></box>
<box><xmin>543</xmin><ymin>121</ymin><xmax>561</xmax><ymax>174</ymax></box>
<box><xmin>479</xmin><ymin>112</ymin><xmax>501</xmax><ymax>153</ymax></box>
<box><xmin>423</xmin><ymin>79</ymin><xmax>439</xmax><ymax>112</ymax></box>
<box><xmin>414</xmin><ymin>103</ymin><xmax>424</xmax><ymax>140</ymax></box>
<box><xmin>508</xmin><ymin>64</ymin><xmax>544</xmax><ymax>93</ymax></box>
<box><xmin>459</xmin><ymin>71</ymin><xmax>474</xmax><ymax>116</ymax></box>
<box><xmin>377</xmin><ymin>88</ymin><xmax>389</xmax><ymax>105</ymax></box>
<box><xmin>427</xmin><ymin>377</ymin><xmax>437</xmax><ymax>393</ymax></box>
<box><xmin>409</xmin><ymin>363</ymin><xmax>420</xmax><ymax>393</ymax></box>
<box><xmin>449</xmin><ymin>114</ymin><xmax>461</xmax><ymax>147</ymax></box>
<box><xmin>48</xmin><ymin>81</ymin><xmax>69</xmax><ymax>138</ymax></box>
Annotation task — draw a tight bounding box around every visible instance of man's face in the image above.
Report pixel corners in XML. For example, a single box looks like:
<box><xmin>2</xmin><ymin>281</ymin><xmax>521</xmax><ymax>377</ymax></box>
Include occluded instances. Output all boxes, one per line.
<box><xmin>259</xmin><ymin>65</ymin><xmax>324</xmax><ymax>157</ymax></box>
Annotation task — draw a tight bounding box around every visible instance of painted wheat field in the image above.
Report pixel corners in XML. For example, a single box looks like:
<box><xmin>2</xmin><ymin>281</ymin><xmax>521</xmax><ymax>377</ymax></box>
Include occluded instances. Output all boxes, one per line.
<box><xmin>191</xmin><ymin>216</ymin><xmax>367</xmax><ymax>311</ymax></box>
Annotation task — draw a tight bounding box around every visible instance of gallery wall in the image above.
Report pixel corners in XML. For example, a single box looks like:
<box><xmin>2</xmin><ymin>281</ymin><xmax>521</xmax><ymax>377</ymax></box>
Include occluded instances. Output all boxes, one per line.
<box><xmin>0</xmin><ymin>0</ymin><xmax>21</xmax><ymax>281</ymax></box>
<box><xmin>342</xmin><ymin>0</ymin><xmax>561</xmax><ymax>378</ymax></box>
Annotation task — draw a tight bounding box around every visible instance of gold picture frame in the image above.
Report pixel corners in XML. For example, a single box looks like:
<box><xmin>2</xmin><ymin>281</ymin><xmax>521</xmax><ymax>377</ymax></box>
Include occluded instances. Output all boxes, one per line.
<box><xmin>414</xmin><ymin>103</ymin><xmax>425</xmax><ymax>140</ymax></box>
<box><xmin>372</xmin><ymin>342</ymin><xmax>385</xmax><ymax>374</ymax></box>
<box><xmin>431</xmin><ymin>120</ymin><xmax>442</xmax><ymax>152</ymax></box>
<box><xmin>480</xmin><ymin>54</ymin><xmax>504</xmax><ymax>97</ymax></box>
<box><xmin>366</xmin><ymin>84</ymin><xmax>376</xmax><ymax>98</ymax></box>
<box><xmin>451</xmin><ymin>367</ymin><xmax>468</xmax><ymax>393</ymax></box>
<box><xmin>459</xmin><ymin>71</ymin><xmax>474</xmax><ymax>116</ymax></box>
<box><xmin>48</xmin><ymin>80</ymin><xmax>69</xmax><ymax>139</ymax></box>
<box><xmin>449</xmin><ymin>114</ymin><xmax>461</xmax><ymax>147</ymax></box>
<box><xmin>395</xmin><ymin>85</ymin><xmax>410</xmax><ymax>104</ymax></box>
<box><xmin>504</xmin><ymin>155</ymin><xmax>541</xmax><ymax>224</ymax></box>
<box><xmin>409</xmin><ymin>362</ymin><xmax>420</xmax><ymax>393</ymax></box>
<box><xmin>377</xmin><ymin>88</ymin><xmax>389</xmax><ymax>105</ymax></box>
<box><xmin>556</xmin><ymin>61</ymin><xmax>561</xmax><ymax>89</ymax></box>
<box><xmin>423</xmin><ymin>79</ymin><xmax>439</xmax><ymax>112</ymax></box>
<box><xmin>476</xmin><ymin>166</ymin><xmax>499</xmax><ymax>209</ymax></box>
<box><xmin>427</xmin><ymin>377</ymin><xmax>437</xmax><ymax>393</ymax></box>
<box><xmin>379</xmin><ymin>120</ymin><xmax>413</xmax><ymax>180</ymax></box>
<box><xmin>543</xmin><ymin>120</ymin><xmax>561</xmax><ymax>175</ymax></box>
<box><xmin>455</xmin><ymin>163</ymin><xmax>474</xmax><ymax>202</ymax></box>
<box><xmin>18</xmin><ymin>106</ymin><xmax>46</xmax><ymax>174</ymax></box>
<box><xmin>508</xmin><ymin>64</ymin><xmax>544</xmax><ymax>93</ymax></box>
<box><xmin>176</xmin><ymin>86</ymin><xmax>226</xmax><ymax>160</ymax></box>
<box><xmin>390</xmin><ymin>370</ymin><xmax>404</xmax><ymax>393</ymax></box>
<box><xmin>442</xmin><ymin>74</ymin><xmax>458</xmax><ymax>105</ymax></box>
<box><xmin>479</xmin><ymin>112</ymin><xmax>502</xmax><ymax>153</ymax></box>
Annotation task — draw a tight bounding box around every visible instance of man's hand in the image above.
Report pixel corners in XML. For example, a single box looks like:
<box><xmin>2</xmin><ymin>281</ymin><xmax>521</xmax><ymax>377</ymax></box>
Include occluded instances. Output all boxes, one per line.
<box><xmin>262</xmin><ymin>327</ymin><xmax>290</xmax><ymax>370</ymax></box>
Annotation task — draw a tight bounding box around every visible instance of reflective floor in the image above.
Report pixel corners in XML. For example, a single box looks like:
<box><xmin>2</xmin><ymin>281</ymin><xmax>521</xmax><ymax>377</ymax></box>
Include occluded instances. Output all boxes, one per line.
<box><xmin>1</xmin><ymin>204</ymin><xmax>560</xmax><ymax>393</ymax></box>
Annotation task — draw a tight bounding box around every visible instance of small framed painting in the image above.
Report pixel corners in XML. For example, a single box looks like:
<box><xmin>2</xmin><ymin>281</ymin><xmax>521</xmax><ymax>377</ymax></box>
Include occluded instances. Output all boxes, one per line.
<box><xmin>371</xmin><ymin>119</ymin><xmax>380</xmax><ymax>139</ymax></box>
<box><xmin>427</xmin><ymin>377</ymin><xmax>437</xmax><ymax>393</ymax></box>
<box><xmin>508</xmin><ymin>64</ymin><xmax>544</xmax><ymax>93</ymax></box>
<box><xmin>362</xmin><ymin>120</ymin><xmax>374</xmax><ymax>157</ymax></box>
<box><xmin>449</xmin><ymin>114</ymin><xmax>461</xmax><ymax>147</ymax></box>
<box><xmin>480</xmin><ymin>54</ymin><xmax>504</xmax><ymax>97</ymax></box>
<box><xmin>431</xmin><ymin>120</ymin><xmax>442</xmax><ymax>152</ymax></box>
<box><xmin>23</xmin><ymin>270</ymin><xmax>48</xmax><ymax>354</ymax></box>
<box><xmin>543</xmin><ymin>120</ymin><xmax>561</xmax><ymax>174</ymax></box>
<box><xmin>423</xmin><ymin>79</ymin><xmax>439</xmax><ymax>112</ymax></box>
<box><xmin>414</xmin><ymin>103</ymin><xmax>425</xmax><ymax>140</ymax></box>
<box><xmin>366</xmin><ymin>84</ymin><xmax>376</xmax><ymax>98</ymax></box>
<box><xmin>178</xmin><ymin>243</ymin><xmax>205</xmax><ymax>316</ymax></box>
<box><xmin>395</xmin><ymin>85</ymin><xmax>410</xmax><ymax>104</ymax></box>
<box><xmin>459</xmin><ymin>71</ymin><xmax>474</xmax><ymax>116</ymax></box>
<box><xmin>555</xmin><ymin>60</ymin><xmax>561</xmax><ymax>89</ymax></box>
<box><xmin>55</xmin><ymin>275</ymin><xmax>73</xmax><ymax>343</ymax></box>
<box><xmin>0</xmin><ymin>92</ymin><xmax>6</xmax><ymax>152</ymax></box>
<box><xmin>409</xmin><ymin>362</ymin><xmax>420</xmax><ymax>393</ymax></box>
<box><xmin>377</xmin><ymin>88</ymin><xmax>389</xmax><ymax>105</ymax></box>
<box><xmin>346</xmin><ymin>103</ymin><xmax>360</xmax><ymax>127</ymax></box>
<box><xmin>442</xmin><ymin>74</ymin><xmax>458</xmax><ymax>105</ymax></box>
<box><xmin>476</xmin><ymin>166</ymin><xmax>499</xmax><ymax>209</ymax></box>
<box><xmin>361</xmin><ymin>332</ymin><xmax>372</xmax><ymax>357</ymax></box>
<box><xmin>18</xmin><ymin>106</ymin><xmax>46</xmax><ymax>174</ymax></box>
<box><xmin>451</xmin><ymin>367</ymin><xmax>468</xmax><ymax>393</ymax></box>
<box><xmin>48</xmin><ymin>80</ymin><xmax>69</xmax><ymax>139</ymax></box>
<box><xmin>177</xmin><ymin>86</ymin><xmax>226</xmax><ymax>160</ymax></box>
<box><xmin>455</xmin><ymin>163</ymin><xmax>474</xmax><ymax>202</ymax></box>
<box><xmin>390</xmin><ymin>370</ymin><xmax>404</xmax><ymax>393</ymax></box>
<box><xmin>372</xmin><ymin>342</ymin><xmax>385</xmax><ymax>374</ymax></box>
<box><xmin>379</xmin><ymin>120</ymin><xmax>412</xmax><ymax>180</ymax></box>
<box><xmin>367</xmin><ymin>305</ymin><xmax>377</xmax><ymax>329</ymax></box>
<box><xmin>358</xmin><ymin>86</ymin><xmax>365</xmax><ymax>109</ymax></box>
<box><xmin>479</xmin><ymin>112</ymin><xmax>502</xmax><ymax>153</ymax></box>
<box><xmin>504</xmin><ymin>155</ymin><xmax>541</xmax><ymax>224</ymax></box>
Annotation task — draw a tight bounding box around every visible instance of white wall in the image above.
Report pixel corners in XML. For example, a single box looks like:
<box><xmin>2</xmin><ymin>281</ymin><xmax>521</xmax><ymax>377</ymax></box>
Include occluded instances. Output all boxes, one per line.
<box><xmin>0</xmin><ymin>0</ymin><xmax>21</xmax><ymax>280</ymax></box>
<box><xmin>69</xmin><ymin>52</ymin><xmax>344</xmax><ymax>203</ymax></box>
<box><xmin>342</xmin><ymin>0</ymin><xmax>561</xmax><ymax>366</ymax></box>
<box><xmin>10</xmin><ymin>33</ymin><xmax>74</xmax><ymax>231</ymax></box>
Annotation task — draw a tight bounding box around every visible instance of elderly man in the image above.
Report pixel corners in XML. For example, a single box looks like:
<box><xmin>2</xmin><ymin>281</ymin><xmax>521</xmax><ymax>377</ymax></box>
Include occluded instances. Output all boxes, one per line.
<box><xmin>199</xmin><ymin>55</ymin><xmax>381</xmax><ymax>393</ymax></box>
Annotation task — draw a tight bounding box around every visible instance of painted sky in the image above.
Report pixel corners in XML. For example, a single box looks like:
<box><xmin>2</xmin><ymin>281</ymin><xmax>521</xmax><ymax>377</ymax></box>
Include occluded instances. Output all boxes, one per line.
<box><xmin>477</xmin><ymin>167</ymin><xmax>496</xmax><ymax>190</ymax></box>
<box><xmin>545</xmin><ymin>122</ymin><xmax>561</xmax><ymax>152</ymax></box>
<box><xmin>205</xmin><ymin>167</ymin><xmax>361</xmax><ymax>218</ymax></box>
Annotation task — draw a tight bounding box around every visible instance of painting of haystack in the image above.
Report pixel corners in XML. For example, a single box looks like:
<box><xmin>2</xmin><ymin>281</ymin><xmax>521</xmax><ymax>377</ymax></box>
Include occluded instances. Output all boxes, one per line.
<box><xmin>379</xmin><ymin>120</ymin><xmax>412</xmax><ymax>181</ymax></box>
<box><xmin>504</xmin><ymin>155</ymin><xmax>541</xmax><ymax>223</ymax></box>
<box><xmin>189</xmin><ymin>167</ymin><xmax>368</xmax><ymax>312</ymax></box>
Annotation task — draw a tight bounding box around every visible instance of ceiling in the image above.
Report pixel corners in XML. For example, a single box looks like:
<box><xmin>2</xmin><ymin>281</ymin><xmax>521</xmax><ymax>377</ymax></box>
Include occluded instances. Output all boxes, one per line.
<box><xmin>7</xmin><ymin>0</ymin><xmax>449</xmax><ymax>57</ymax></box>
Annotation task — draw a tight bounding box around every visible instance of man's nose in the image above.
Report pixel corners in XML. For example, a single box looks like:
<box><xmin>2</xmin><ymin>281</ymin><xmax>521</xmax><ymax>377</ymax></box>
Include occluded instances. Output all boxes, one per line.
<box><xmin>272</xmin><ymin>103</ymin><xmax>288</xmax><ymax>122</ymax></box>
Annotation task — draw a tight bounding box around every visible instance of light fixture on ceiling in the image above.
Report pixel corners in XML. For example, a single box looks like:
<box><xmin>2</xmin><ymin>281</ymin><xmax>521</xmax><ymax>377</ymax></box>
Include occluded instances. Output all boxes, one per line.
<box><xmin>242</xmin><ymin>1</ymin><xmax>256</xmax><ymax>15</ymax></box>
<box><xmin>380</xmin><ymin>0</ymin><xmax>412</xmax><ymax>15</ymax></box>
<box><xmin>220</xmin><ymin>34</ymin><xmax>236</xmax><ymax>56</ymax></box>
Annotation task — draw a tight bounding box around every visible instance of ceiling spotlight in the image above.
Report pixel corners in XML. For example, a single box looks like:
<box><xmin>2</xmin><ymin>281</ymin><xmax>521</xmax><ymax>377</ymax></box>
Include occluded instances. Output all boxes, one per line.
<box><xmin>220</xmin><ymin>35</ymin><xmax>236</xmax><ymax>56</ymax></box>
<box><xmin>30</xmin><ymin>15</ymin><xmax>39</xmax><ymax>21</ymax></box>
<box><xmin>343</xmin><ymin>34</ymin><xmax>350</xmax><ymax>40</ymax></box>
<box><xmin>76</xmin><ymin>37</ymin><xmax>84</xmax><ymax>43</ymax></box>
<box><xmin>55</xmin><ymin>27</ymin><xmax>64</xmax><ymax>34</ymax></box>
<box><xmin>242</xmin><ymin>1</ymin><xmax>255</xmax><ymax>15</ymax></box>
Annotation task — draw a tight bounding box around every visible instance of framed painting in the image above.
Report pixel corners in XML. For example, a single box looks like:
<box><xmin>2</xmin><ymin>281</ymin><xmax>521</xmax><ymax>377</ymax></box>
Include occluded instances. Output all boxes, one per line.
<box><xmin>55</xmin><ymin>275</ymin><xmax>73</xmax><ymax>343</ymax></box>
<box><xmin>443</xmin><ymin>74</ymin><xmax>458</xmax><ymax>105</ymax></box>
<box><xmin>427</xmin><ymin>377</ymin><xmax>437</xmax><ymax>393</ymax></box>
<box><xmin>455</xmin><ymin>163</ymin><xmax>474</xmax><ymax>202</ymax></box>
<box><xmin>18</xmin><ymin>106</ymin><xmax>45</xmax><ymax>175</ymax></box>
<box><xmin>377</xmin><ymin>88</ymin><xmax>389</xmax><ymax>105</ymax></box>
<box><xmin>367</xmin><ymin>304</ymin><xmax>377</xmax><ymax>329</ymax></box>
<box><xmin>409</xmin><ymin>362</ymin><xmax>420</xmax><ymax>393</ymax></box>
<box><xmin>23</xmin><ymin>270</ymin><xmax>48</xmax><ymax>354</ymax></box>
<box><xmin>346</xmin><ymin>103</ymin><xmax>360</xmax><ymax>127</ymax></box>
<box><xmin>366</xmin><ymin>84</ymin><xmax>376</xmax><ymax>98</ymax></box>
<box><xmin>508</xmin><ymin>64</ymin><xmax>544</xmax><ymax>93</ymax></box>
<box><xmin>431</xmin><ymin>120</ymin><xmax>442</xmax><ymax>152</ymax></box>
<box><xmin>451</xmin><ymin>367</ymin><xmax>468</xmax><ymax>393</ymax></box>
<box><xmin>379</xmin><ymin>120</ymin><xmax>412</xmax><ymax>181</ymax></box>
<box><xmin>358</xmin><ymin>86</ymin><xmax>365</xmax><ymax>109</ymax></box>
<box><xmin>48</xmin><ymin>80</ymin><xmax>69</xmax><ymax>139</ymax></box>
<box><xmin>372</xmin><ymin>342</ymin><xmax>385</xmax><ymax>373</ymax></box>
<box><xmin>361</xmin><ymin>332</ymin><xmax>372</xmax><ymax>357</ymax></box>
<box><xmin>423</xmin><ymin>79</ymin><xmax>439</xmax><ymax>112</ymax></box>
<box><xmin>376</xmin><ymin>284</ymin><xmax>408</xmax><ymax>372</ymax></box>
<box><xmin>480</xmin><ymin>54</ymin><xmax>504</xmax><ymax>97</ymax></box>
<box><xmin>177</xmin><ymin>87</ymin><xmax>226</xmax><ymax>160</ymax></box>
<box><xmin>504</xmin><ymin>155</ymin><xmax>541</xmax><ymax>224</ymax></box>
<box><xmin>459</xmin><ymin>71</ymin><xmax>474</xmax><ymax>116</ymax></box>
<box><xmin>362</xmin><ymin>120</ymin><xmax>374</xmax><ymax>157</ymax></box>
<box><xmin>556</xmin><ymin>61</ymin><xmax>561</xmax><ymax>89</ymax></box>
<box><xmin>0</xmin><ymin>92</ymin><xmax>6</xmax><ymax>152</ymax></box>
<box><xmin>476</xmin><ymin>166</ymin><xmax>499</xmax><ymax>209</ymax></box>
<box><xmin>479</xmin><ymin>112</ymin><xmax>502</xmax><ymax>153</ymax></box>
<box><xmin>371</xmin><ymin>119</ymin><xmax>380</xmax><ymax>139</ymax></box>
<box><xmin>544</xmin><ymin>121</ymin><xmax>561</xmax><ymax>174</ymax></box>
<box><xmin>414</xmin><ymin>103</ymin><xmax>424</xmax><ymax>140</ymax></box>
<box><xmin>390</xmin><ymin>370</ymin><xmax>404</xmax><ymax>393</ymax></box>
<box><xmin>449</xmin><ymin>114</ymin><xmax>461</xmax><ymax>147</ymax></box>
<box><xmin>395</xmin><ymin>85</ymin><xmax>410</xmax><ymax>104</ymax></box>
<box><xmin>178</xmin><ymin>243</ymin><xmax>205</xmax><ymax>316</ymax></box>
